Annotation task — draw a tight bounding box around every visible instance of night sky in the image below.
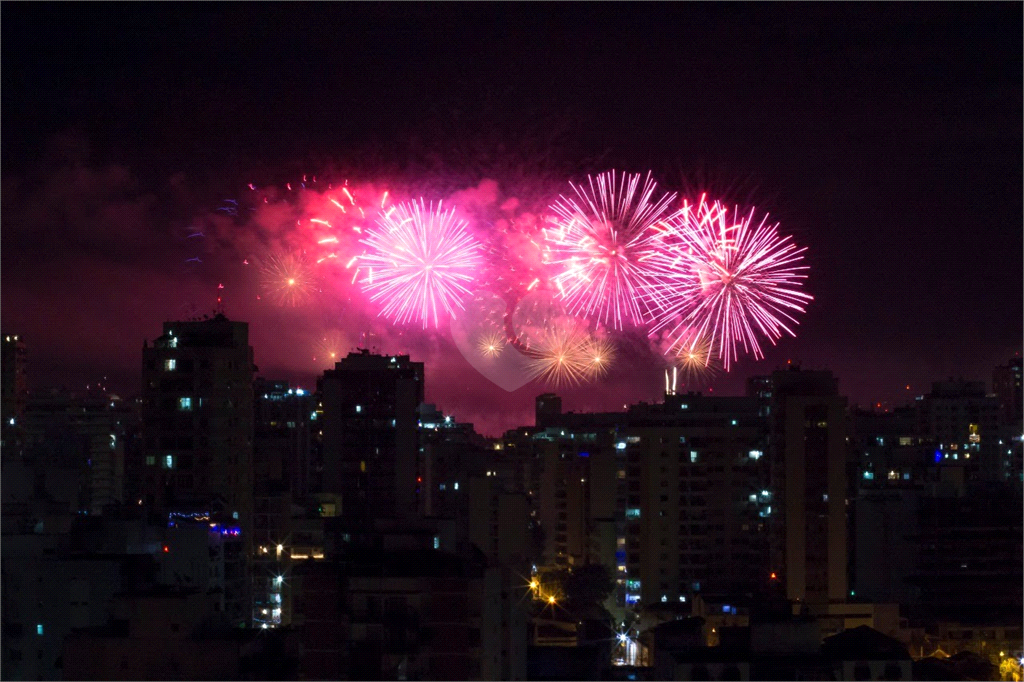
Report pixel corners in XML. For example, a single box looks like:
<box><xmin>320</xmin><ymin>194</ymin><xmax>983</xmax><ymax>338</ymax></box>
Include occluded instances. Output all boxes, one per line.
<box><xmin>3</xmin><ymin>3</ymin><xmax>1021</xmax><ymax>435</ymax></box>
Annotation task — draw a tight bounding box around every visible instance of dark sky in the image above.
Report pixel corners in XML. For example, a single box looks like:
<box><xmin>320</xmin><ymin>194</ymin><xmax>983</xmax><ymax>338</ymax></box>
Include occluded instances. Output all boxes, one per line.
<box><xmin>3</xmin><ymin>3</ymin><xmax>1021</xmax><ymax>435</ymax></box>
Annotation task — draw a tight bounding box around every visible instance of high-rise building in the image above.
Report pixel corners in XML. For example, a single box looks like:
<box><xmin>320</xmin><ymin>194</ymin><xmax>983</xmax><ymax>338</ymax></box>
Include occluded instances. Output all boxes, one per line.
<box><xmin>251</xmin><ymin>379</ymin><xmax>317</xmax><ymax>628</ymax></box>
<box><xmin>751</xmin><ymin>367</ymin><xmax>848</xmax><ymax>607</ymax></box>
<box><xmin>319</xmin><ymin>350</ymin><xmax>424</xmax><ymax>522</ymax></box>
<box><xmin>139</xmin><ymin>315</ymin><xmax>255</xmax><ymax>625</ymax></box>
<box><xmin>511</xmin><ymin>392</ymin><xmax>772</xmax><ymax>611</ymax></box>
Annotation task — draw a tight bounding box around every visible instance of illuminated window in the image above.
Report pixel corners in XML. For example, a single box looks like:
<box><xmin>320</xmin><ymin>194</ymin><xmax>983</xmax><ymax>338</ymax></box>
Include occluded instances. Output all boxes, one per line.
<box><xmin>433</xmin><ymin>536</ymin><xmax>440</xmax><ymax>550</ymax></box>
<box><xmin>749</xmin><ymin>450</ymin><xmax>763</xmax><ymax>460</ymax></box>
<box><xmin>888</xmin><ymin>470</ymin><xmax>898</xmax><ymax>480</ymax></box>
<box><xmin>355</xmin><ymin>405</ymin><xmax>362</xmax><ymax>413</ymax></box>
<box><xmin>36</xmin><ymin>624</ymin><xmax>43</xmax><ymax>636</ymax></box>
<box><xmin>163</xmin><ymin>455</ymin><xmax>174</xmax><ymax>469</ymax></box>
<box><xmin>164</xmin><ymin>359</ymin><xmax>176</xmax><ymax>371</ymax></box>
<box><xmin>146</xmin><ymin>456</ymin><xmax>155</xmax><ymax>466</ymax></box>
<box><xmin>690</xmin><ymin>451</ymin><xmax>699</xmax><ymax>463</ymax></box>
<box><xmin>863</xmin><ymin>471</ymin><xmax>874</xmax><ymax>480</ymax></box>
<box><xmin>626</xmin><ymin>508</ymin><xmax>641</xmax><ymax>519</ymax></box>
<box><xmin>168</xmin><ymin>337</ymin><xmax>178</xmax><ymax>348</ymax></box>
<box><xmin>360</xmin><ymin>461</ymin><xmax>366</xmax><ymax>473</ymax></box>
<box><xmin>179</xmin><ymin>397</ymin><xmax>192</xmax><ymax>411</ymax></box>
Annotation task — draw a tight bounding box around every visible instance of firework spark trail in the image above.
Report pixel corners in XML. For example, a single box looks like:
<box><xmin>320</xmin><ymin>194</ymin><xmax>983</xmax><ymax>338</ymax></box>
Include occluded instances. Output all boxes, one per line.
<box><xmin>359</xmin><ymin>199</ymin><xmax>483</xmax><ymax>329</ymax></box>
<box><xmin>545</xmin><ymin>171</ymin><xmax>678</xmax><ymax>329</ymax></box>
<box><xmin>259</xmin><ymin>250</ymin><xmax>319</xmax><ymax>307</ymax></box>
<box><xmin>648</xmin><ymin>197</ymin><xmax>812</xmax><ymax>370</ymax></box>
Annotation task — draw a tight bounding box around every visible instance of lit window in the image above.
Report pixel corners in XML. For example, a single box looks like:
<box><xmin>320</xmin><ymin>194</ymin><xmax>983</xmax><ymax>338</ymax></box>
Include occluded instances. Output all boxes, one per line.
<box><xmin>888</xmin><ymin>470</ymin><xmax>898</xmax><ymax>480</ymax></box>
<box><xmin>680</xmin><ymin>404</ymin><xmax>688</xmax><ymax>410</ymax></box>
<box><xmin>36</xmin><ymin>624</ymin><xmax>43</xmax><ymax>636</ymax></box>
<box><xmin>626</xmin><ymin>508</ymin><xmax>641</xmax><ymax>519</ymax></box>
<box><xmin>164</xmin><ymin>455</ymin><xmax>174</xmax><ymax>469</ymax></box>
<box><xmin>863</xmin><ymin>471</ymin><xmax>874</xmax><ymax>480</ymax></box>
<box><xmin>168</xmin><ymin>337</ymin><xmax>178</xmax><ymax>348</ymax></box>
<box><xmin>179</xmin><ymin>397</ymin><xmax>192</xmax><ymax>411</ymax></box>
<box><xmin>748</xmin><ymin>450</ymin><xmax>763</xmax><ymax>460</ymax></box>
<box><xmin>164</xmin><ymin>358</ymin><xmax>176</xmax><ymax>371</ymax></box>
<box><xmin>355</xmin><ymin>405</ymin><xmax>362</xmax><ymax>413</ymax></box>
<box><xmin>146</xmin><ymin>456</ymin><xmax>155</xmax><ymax>466</ymax></box>
<box><xmin>433</xmin><ymin>536</ymin><xmax>440</xmax><ymax>550</ymax></box>
<box><xmin>453</xmin><ymin>482</ymin><xmax>459</xmax><ymax>490</ymax></box>
<box><xmin>616</xmin><ymin>442</ymin><xmax>627</xmax><ymax>450</ymax></box>
<box><xmin>731</xmin><ymin>420</ymin><xmax>738</xmax><ymax>426</ymax></box>
<box><xmin>690</xmin><ymin>451</ymin><xmax>698</xmax><ymax>463</ymax></box>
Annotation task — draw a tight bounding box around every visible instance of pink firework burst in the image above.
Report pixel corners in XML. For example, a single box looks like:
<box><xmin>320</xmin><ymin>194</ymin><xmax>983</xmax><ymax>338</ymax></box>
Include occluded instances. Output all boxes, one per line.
<box><xmin>545</xmin><ymin>171</ymin><xmax>678</xmax><ymax>329</ymax></box>
<box><xmin>359</xmin><ymin>199</ymin><xmax>483</xmax><ymax>328</ymax></box>
<box><xmin>648</xmin><ymin>197</ymin><xmax>812</xmax><ymax>370</ymax></box>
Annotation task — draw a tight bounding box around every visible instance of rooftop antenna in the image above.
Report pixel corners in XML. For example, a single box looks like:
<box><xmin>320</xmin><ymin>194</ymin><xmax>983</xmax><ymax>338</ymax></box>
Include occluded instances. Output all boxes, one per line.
<box><xmin>216</xmin><ymin>282</ymin><xmax>226</xmax><ymax>315</ymax></box>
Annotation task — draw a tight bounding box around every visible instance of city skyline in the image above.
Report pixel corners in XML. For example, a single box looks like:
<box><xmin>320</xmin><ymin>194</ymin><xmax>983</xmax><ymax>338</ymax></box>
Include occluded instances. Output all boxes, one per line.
<box><xmin>2</xmin><ymin>3</ymin><xmax>1021</xmax><ymax>436</ymax></box>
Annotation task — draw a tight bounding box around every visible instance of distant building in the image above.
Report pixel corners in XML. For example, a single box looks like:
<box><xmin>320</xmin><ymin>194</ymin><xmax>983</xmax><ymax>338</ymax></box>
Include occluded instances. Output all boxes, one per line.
<box><xmin>751</xmin><ymin>367</ymin><xmax>848</xmax><ymax>607</ymax></box>
<box><xmin>292</xmin><ymin>544</ymin><xmax>524</xmax><ymax>680</ymax></box>
<box><xmin>507</xmin><ymin>391</ymin><xmax>772</xmax><ymax>613</ymax></box>
<box><xmin>992</xmin><ymin>356</ymin><xmax>1023</xmax><ymax>425</ymax></box>
<box><xmin>139</xmin><ymin>315</ymin><xmax>255</xmax><ymax>625</ymax></box>
<box><xmin>319</xmin><ymin>350</ymin><xmax>424</xmax><ymax>522</ymax></box>
<box><xmin>62</xmin><ymin>589</ymin><xmax>290</xmax><ymax>680</ymax></box>
<box><xmin>251</xmin><ymin>378</ymin><xmax>316</xmax><ymax>628</ymax></box>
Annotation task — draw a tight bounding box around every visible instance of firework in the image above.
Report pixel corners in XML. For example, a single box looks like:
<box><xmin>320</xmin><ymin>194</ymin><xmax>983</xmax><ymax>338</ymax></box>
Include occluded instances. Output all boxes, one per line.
<box><xmin>649</xmin><ymin>197</ymin><xmax>812</xmax><ymax>370</ymax></box>
<box><xmin>526</xmin><ymin>324</ymin><xmax>591</xmax><ymax>387</ymax></box>
<box><xmin>670</xmin><ymin>330</ymin><xmax>718</xmax><ymax>385</ymax></box>
<box><xmin>313</xmin><ymin>331</ymin><xmax>350</xmax><ymax>366</ymax></box>
<box><xmin>359</xmin><ymin>200</ymin><xmax>483</xmax><ymax>328</ymax></box>
<box><xmin>545</xmin><ymin>171</ymin><xmax>678</xmax><ymax>329</ymax></box>
<box><xmin>581</xmin><ymin>336</ymin><xmax>616</xmax><ymax>380</ymax></box>
<box><xmin>477</xmin><ymin>330</ymin><xmax>507</xmax><ymax>359</ymax></box>
<box><xmin>259</xmin><ymin>250</ymin><xmax>318</xmax><ymax>307</ymax></box>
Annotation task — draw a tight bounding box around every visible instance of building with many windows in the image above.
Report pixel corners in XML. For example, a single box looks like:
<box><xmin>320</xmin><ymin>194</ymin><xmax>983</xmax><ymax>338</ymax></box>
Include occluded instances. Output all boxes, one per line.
<box><xmin>139</xmin><ymin>315</ymin><xmax>255</xmax><ymax>625</ymax></box>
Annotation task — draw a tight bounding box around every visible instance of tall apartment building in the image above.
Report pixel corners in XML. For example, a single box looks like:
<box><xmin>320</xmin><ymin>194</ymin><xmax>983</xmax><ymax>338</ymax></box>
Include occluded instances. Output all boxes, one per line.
<box><xmin>319</xmin><ymin>350</ymin><xmax>424</xmax><ymax>522</ymax></box>
<box><xmin>251</xmin><ymin>379</ymin><xmax>316</xmax><ymax>628</ymax></box>
<box><xmin>139</xmin><ymin>315</ymin><xmax>255</xmax><ymax>625</ymax></box>
<box><xmin>751</xmin><ymin>367</ymin><xmax>848</xmax><ymax>607</ymax></box>
<box><xmin>511</xmin><ymin>392</ymin><xmax>772</xmax><ymax>610</ymax></box>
